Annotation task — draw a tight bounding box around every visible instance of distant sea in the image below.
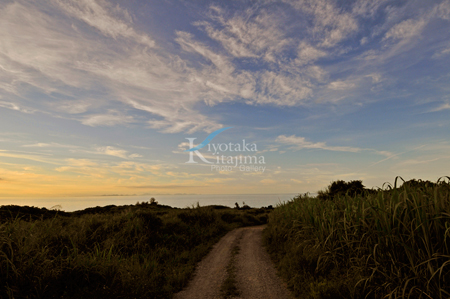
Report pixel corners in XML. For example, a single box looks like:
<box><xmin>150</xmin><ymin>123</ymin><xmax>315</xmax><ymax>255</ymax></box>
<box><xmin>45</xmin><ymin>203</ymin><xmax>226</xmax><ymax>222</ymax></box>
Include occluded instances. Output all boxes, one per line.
<box><xmin>0</xmin><ymin>193</ymin><xmax>304</xmax><ymax>212</ymax></box>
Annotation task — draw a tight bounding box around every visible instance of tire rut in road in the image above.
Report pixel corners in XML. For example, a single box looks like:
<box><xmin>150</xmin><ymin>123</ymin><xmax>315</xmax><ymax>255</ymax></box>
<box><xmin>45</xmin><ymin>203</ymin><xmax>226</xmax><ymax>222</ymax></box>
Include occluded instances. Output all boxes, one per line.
<box><xmin>174</xmin><ymin>228</ymin><xmax>244</xmax><ymax>299</ymax></box>
<box><xmin>234</xmin><ymin>226</ymin><xmax>293</xmax><ymax>299</ymax></box>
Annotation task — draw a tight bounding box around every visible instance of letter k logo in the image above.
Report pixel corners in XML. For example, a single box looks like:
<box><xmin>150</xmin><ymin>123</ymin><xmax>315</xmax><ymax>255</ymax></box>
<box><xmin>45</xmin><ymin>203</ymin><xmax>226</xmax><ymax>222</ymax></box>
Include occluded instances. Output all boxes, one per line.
<box><xmin>185</xmin><ymin>138</ymin><xmax>213</xmax><ymax>164</ymax></box>
<box><xmin>184</xmin><ymin>127</ymin><xmax>233</xmax><ymax>164</ymax></box>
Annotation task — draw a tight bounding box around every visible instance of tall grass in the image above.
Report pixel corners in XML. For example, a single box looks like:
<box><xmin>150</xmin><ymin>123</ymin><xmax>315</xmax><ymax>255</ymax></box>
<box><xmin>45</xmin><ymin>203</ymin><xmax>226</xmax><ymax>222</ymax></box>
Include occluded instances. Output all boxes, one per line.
<box><xmin>264</xmin><ymin>177</ymin><xmax>450</xmax><ymax>298</ymax></box>
<box><xmin>0</xmin><ymin>203</ymin><xmax>270</xmax><ymax>298</ymax></box>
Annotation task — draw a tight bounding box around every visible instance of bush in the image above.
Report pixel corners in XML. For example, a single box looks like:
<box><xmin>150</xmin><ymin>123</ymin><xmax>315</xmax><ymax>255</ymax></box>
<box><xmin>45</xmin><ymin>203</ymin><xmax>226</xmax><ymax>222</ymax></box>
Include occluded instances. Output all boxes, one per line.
<box><xmin>317</xmin><ymin>180</ymin><xmax>368</xmax><ymax>201</ymax></box>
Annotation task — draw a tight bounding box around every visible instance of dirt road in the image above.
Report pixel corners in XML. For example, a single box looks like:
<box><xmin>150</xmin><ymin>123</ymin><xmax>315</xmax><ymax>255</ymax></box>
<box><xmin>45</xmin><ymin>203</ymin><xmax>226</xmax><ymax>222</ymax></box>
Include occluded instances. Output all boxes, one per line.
<box><xmin>174</xmin><ymin>225</ymin><xmax>293</xmax><ymax>299</ymax></box>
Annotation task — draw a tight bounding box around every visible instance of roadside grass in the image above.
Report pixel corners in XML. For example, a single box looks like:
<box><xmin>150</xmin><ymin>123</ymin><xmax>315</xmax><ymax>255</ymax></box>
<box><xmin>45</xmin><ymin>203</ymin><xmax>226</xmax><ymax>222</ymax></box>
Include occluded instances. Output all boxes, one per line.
<box><xmin>264</xmin><ymin>177</ymin><xmax>450</xmax><ymax>299</ymax></box>
<box><xmin>220</xmin><ymin>237</ymin><xmax>242</xmax><ymax>299</ymax></box>
<box><xmin>0</xmin><ymin>202</ymin><xmax>271</xmax><ymax>298</ymax></box>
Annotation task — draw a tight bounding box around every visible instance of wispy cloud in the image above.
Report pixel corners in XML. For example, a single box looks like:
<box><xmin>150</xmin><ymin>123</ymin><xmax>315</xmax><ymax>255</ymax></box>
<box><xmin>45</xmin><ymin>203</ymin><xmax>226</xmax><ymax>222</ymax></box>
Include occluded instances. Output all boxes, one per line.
<box><xmin>260</xmin><ymin>179</ymin><xmax>277</xmax><ymax>184</ymax></box>
<box><xmin>276</xmin><ymin>135</ymin><xmax>361</xmax><ymax>152</ymax></box>
<box><xmin>295</xmin><ymin>42</ymin><xmax>327</xmax><ymax>65</ymax></box>
<box><xmin>54</xmin><ymin>0</ymin><xmax>155</xmax><ymax>47</ymax></box>
<box><xmin>124</xmin><ymin>184</ymin><xmax>201</xmax><ymax>189</ymax></box>
<box><xmin>96</xmin><ymin>146</ymin><xmax>139</xmax><ymax>159</ymax></box>
<box><xmin>352</xmin><ymin>0</ymin><xmax>389</xmax><ymax>17</ymax></box>
<box><xmin>0</xmin><ymin>101</ymin><xmax>34</xmax><ymax>113</ymax></box>
<box><xmin>22</xmin><ymin>142</ymin><xmax>78</xmax><ymax>148</ymax></box>
<box><xmin>0</xmin><ymin>151</ymin><xmax>59</xmax><ymax>165</ymax></box>
<box><xmin>1</xmin><ymin>0</ymin><xmax>448</xmax><ymax>134</ymax></box>
<box><xmin>433</xmin><ymin>0</ymin><xmax>450</xmax><ymax>20</ymax></box>
<box><xmin>276</xmin><ymin>135</ymin><xmax>396</xmax><ymax>159</ymax></box>
<box><xmin>0</xmin><ymin>1</ymin><xmax>220</xmax><ymax>133</ymax></box>
<box><xmin>369</xmin><ymin>152</ymin><xmax>403</xmax><ymax>167</ymax></box>
<box><xmin>56</xmin><ymin>100</ymin><xmax>91</xmax><ymax>114</ymax></box>
<box><xmin>429</xmin><ymin>103</ymin><xmax>450</xmax><ymax>112</ymax></box>
<box><xmin>82</xmin><ymin>112</ymin><xmax>134</xmax><ymax>127</ymax></box>
<box><xmin>327</xmin><ymin>80</ymin><xmax>356</xmax><ymax>91</ymax></box>
<box><xmin>66</xmin><ymin>158</ymin><xmax>98</xmax><ymax>167</ymax></box>
<box><xmin>432</xmin><ymin>47</ymin><xmax>450</xmax><ymax>59</ymax></box>
<box><xmin>196</xmin><ymin>6</ymin><xmax>290</xmax><ymax>62</ymax></box>
<box><xmin>397</xmin><ymin>158</ymin><xmax>441</xmax><ymax>166</ymax></box>
<box><xmin>285</xmin><ymin>0</ymin><xmax>358</xmax><ymax>47</ymax></box>
<box><xmin>383</xmin><ymin>18</ymin><xmax>426</xmax><ymax>41</ymax></box>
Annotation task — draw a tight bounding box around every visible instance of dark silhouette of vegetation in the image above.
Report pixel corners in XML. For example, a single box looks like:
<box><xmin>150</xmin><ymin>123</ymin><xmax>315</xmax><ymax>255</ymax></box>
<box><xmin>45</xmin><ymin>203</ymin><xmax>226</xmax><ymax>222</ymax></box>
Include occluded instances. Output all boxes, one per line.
<box><xmin>0</xmin><ymin>202</ymin><xmax>272</xmax><ymax>298</ymax></box>
<box><xmin>0</xmin><ymin>205</ymin><xmax>69</xmax><ymax>223</ymax></box>
<box><xmin>240</xmin><ymin>202</ymin><xmax>251</xmax><ymax>210</ymax></box>
<box><xmin>317</xmin><ymin>180</ymin><xmax>375</xmax><ymax>201</ymax></box>
<box><xmin>396</xmin><ymin>178</ymin><xmax>449</xmax><ymax>189</ymax></box>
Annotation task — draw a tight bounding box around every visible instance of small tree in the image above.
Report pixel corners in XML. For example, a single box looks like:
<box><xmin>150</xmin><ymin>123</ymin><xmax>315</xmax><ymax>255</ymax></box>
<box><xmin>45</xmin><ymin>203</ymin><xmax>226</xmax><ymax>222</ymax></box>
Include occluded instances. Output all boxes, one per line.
<box><xmin>50</xmin><ymin>205</ymin><xmax>62</xmax><ymax>211</ymax></box>
<box><xmin>318</xmin><ymin>180</ymin><xmax>366</xmax><ymax>201</ymax></box>
<box><xmin>150</xmin><ymin>197</ymin><xmax>158</xmax><ymax>205</ymax></box>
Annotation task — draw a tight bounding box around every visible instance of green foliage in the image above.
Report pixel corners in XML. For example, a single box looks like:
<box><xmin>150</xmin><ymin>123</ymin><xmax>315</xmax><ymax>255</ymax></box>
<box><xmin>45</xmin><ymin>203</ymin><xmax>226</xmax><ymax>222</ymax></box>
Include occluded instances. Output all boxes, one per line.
<box><xmin>0</xmin><ymin>202</ymin><xmax>271</xmax><ymax>298</ymax></box>
<box><xmin>264</xmin><ymin>177</ymin><xmax>450</xmax><ymax>299</ymax></box>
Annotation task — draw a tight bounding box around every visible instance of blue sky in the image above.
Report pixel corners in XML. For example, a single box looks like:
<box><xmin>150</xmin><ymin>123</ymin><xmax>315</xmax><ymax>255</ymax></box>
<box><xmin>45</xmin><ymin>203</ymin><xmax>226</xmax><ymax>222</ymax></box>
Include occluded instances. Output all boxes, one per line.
<box><xmin>0</xmin><ymin>0</ymin><xmax>449</xmax><ymax>197</ymax></box>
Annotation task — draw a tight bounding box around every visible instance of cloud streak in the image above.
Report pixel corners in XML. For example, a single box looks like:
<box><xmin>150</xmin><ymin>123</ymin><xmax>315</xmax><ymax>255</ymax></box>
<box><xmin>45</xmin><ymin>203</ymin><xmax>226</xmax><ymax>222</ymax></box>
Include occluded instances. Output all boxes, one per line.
<box><xmin>96</xmin><ymin>146</ymin><xmax>140</xmax><ymax>159</ymax></box>
<box><xmin>276</xmin><ymin>135</ymin><xmax>362</xmax><ymax>152</ymax></box>
<box><xmin>82</xmin><ymin>112</ymin><xmax>134</xmax><ymax>127</ymax></box>
<box><xmin>54</xmin><ymin>0</ymin><xmax>155</xmax><ymax>47</ymax></box>
<box><xmin>1</xmin><ymin>0</ymin><xmax>449</xmax><ymax>134</ymax></box>
<box><xmin>429</xmin><ymin>103</ymin><xmax>450</xmax><ymax>112</ymax></box>
<box><xmin>22</xmin><ymin>142</ymin><xmax>78</xmax><ymax>148</ymax></box>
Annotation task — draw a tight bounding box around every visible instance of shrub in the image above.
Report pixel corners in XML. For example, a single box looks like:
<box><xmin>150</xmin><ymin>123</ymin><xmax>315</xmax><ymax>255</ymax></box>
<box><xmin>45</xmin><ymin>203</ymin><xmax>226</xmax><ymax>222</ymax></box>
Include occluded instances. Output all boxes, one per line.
<box><xmin>317</xmin><ymin>180</ymin><xmax>368</xmax><ymax>201</ymax></box>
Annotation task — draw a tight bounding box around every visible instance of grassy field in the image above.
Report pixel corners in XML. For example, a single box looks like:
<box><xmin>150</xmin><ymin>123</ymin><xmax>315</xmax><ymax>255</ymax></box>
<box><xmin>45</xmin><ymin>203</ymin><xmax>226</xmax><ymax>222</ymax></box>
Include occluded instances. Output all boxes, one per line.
<box><xmin>0</xmin><ymin>201</ymin><xmax>271</xmax><ymax>298</ymax></box>
<box><xmin>264</xmin><ymin>177</ymin><xmax>450</xmax><ymax>299</ymax></box>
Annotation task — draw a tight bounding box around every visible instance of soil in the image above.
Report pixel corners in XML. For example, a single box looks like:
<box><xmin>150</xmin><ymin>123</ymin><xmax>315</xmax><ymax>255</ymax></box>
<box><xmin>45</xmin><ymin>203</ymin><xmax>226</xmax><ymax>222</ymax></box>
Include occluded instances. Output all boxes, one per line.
<box><xmin>174</xmin><ymin>225</ymin><xmax>293</xmax><ymax>299</ymax></box>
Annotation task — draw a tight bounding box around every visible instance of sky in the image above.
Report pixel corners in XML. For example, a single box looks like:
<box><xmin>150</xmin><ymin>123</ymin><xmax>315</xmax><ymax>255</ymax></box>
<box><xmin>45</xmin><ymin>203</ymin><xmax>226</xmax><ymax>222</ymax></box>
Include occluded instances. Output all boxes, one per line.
<box><xmin>0</xmin><ymin>0</ymin><xmax>449</xmax><ymax>199</ymax></box>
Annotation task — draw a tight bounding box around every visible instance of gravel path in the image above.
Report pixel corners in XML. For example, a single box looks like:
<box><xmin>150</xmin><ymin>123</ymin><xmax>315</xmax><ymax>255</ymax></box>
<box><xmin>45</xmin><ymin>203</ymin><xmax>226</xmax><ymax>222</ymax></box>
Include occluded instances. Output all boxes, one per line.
<box><xmin>174</xmin><ymin>225</ymin><xmax>293</xmax><ymax>299</ymax></box>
